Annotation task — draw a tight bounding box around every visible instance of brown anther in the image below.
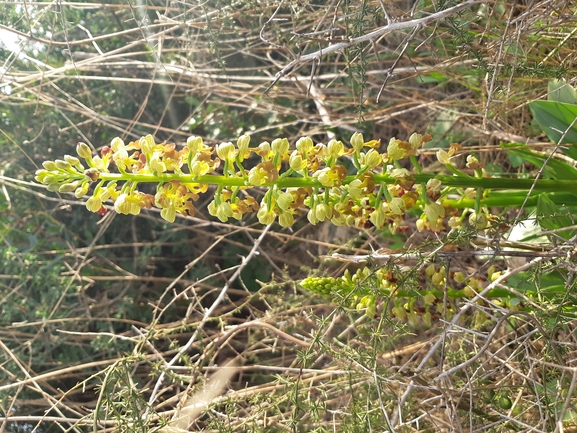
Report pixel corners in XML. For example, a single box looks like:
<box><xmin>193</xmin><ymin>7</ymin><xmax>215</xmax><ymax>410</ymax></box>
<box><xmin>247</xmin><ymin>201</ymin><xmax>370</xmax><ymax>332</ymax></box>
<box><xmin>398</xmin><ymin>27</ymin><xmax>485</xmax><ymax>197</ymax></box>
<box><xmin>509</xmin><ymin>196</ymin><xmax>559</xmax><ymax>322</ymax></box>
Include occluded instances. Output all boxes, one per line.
<box><xmin>84</xmin><ymin>168</ymin><xmax>101</xmax><ymax>182</ymax></box>
<box><xmin>396</xmin><ymin>174</ymin><xmax>415</xmax><ymax>191</ymax></box>
<box><xmin>101</xmin><ymin>146</ymin><xmax>112</xmax><ymax>157</ymax></box>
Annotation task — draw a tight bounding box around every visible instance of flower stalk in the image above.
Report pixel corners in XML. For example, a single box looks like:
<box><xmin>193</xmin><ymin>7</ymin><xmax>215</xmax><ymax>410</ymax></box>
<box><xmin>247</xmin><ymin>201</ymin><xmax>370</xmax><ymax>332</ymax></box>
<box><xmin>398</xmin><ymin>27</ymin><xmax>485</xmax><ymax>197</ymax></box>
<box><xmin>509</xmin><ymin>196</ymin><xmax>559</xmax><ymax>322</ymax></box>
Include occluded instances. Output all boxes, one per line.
<box><xmin>35</xmin><ymin>133</ymin><xmax>577</xmax><ymax>231</ymax></box>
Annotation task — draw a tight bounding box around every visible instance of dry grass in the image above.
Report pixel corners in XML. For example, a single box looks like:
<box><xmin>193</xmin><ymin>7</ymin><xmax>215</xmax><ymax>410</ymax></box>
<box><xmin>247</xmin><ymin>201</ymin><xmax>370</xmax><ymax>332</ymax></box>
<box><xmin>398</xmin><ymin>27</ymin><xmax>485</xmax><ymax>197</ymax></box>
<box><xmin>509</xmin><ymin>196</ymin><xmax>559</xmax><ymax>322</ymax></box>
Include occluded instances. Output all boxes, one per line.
<box><xmin>1</xmin><ymin>0</ymin><xmax>577</xmax><ymax>431</ymax></box>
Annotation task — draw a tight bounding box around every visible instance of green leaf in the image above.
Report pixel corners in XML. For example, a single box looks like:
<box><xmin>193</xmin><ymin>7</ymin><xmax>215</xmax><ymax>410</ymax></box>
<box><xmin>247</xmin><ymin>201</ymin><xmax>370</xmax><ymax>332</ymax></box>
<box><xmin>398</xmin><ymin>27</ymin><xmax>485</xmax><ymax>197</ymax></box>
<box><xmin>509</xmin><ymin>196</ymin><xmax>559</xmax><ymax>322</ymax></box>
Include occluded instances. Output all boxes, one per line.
<box><xmin>548</xmin><ymin>79</ymin><xmax>577</xmax><ymax>104</ymax></box>
<box><xmin>536</xmin><ymin>193</ymin><xmax>575</xmax><ymax>240</ymax></box>
<box><xmin>529</xmin><ymin>101</ymin><xmax>577</xmax><ymax>159</ymax></box>
<box><xmin>502</xmin><ymin>143</ymin><xmax>577</xmax><ymax>180</ymax></box>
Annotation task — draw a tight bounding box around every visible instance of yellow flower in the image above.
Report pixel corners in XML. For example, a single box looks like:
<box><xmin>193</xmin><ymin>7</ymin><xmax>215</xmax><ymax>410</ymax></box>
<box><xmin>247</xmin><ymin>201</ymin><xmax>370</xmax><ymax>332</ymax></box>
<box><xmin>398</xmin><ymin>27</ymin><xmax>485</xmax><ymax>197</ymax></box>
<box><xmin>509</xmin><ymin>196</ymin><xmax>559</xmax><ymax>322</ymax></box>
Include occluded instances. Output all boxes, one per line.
<box><xmin>387</xmin><ymin>138</ymin><xmax>405</xmax><ymax>161</ymax></box>
<box><xmin>216</xmin><ymin>201</ymin><xmax>233</xmax><ymax>222</ymax></box>
<box><xmin>248</xmin><ymin>166</ymin><xmax>266</xmax><ymax>186</ymax></box>
<box><xmin>186</xmin><ymin>136</ymin><xmax>206</xmax><ymax>155</ymax></box>
<box><xmin>86</xmin><ymin>195</ymin><xmax>103</xmax><ymax>212</ymax></box>
<box><xmin>278</xmin><ymin>211</ymin><xmax>294</xmax><ymax>227</ymax></box>
<box><xmin>360</xmin><ymin>149</ymin><xmax>382</xmax><ymax>169</ymax></box>
<box><xmin>408</xmin><ymin>133</ymin><xmax>423</xmax><ymax>150</ymax></box>
<box><xmin>389</xmin><ymin>167</ymin><xmax>410</xmax><ymax>179</ymax></box>
<box><xmin>389</xmin><ymin>197</ymin><xmax>405</xmax><ymax>215</ymax></box>
<box><xmin>448</xmin><ymin>216</ymin><xmax>462</xmax><ymax>229</ymax></box>
<box><xmin>436</xmin><ymin>148</ymin><xmax>454</xmax><ymax>165</ymax></box>
<box><xmin>347</xmin><ymin>179</ymin><xmax>363</xmax><ymax>199</ymax></box>
<box><xmin>191</xmin><ymin>160</ymin><xmax>210</xmax><ymax>177</ymax></box>
<box><xmin>276</xmin><ymin>192</ymin><xmax>293</xmax><ymax>211</ymax></box>
<box><xmin>424</xmin><ymin>202</ymin><xmax>445</xmax><ymax>222</ymax></box>
<box><xmin>369</xmin><ymin>205</ymin><xmax>386</xmax><ymax>229</ymax></box>
<box><xmin>161</xmin><ymin>206</ymin><xmax>177</xmax><ymax>223</ymax></box>
<box><xmin>114</xmin><ymin>193</ymin><xmax>142</xmax><ymax>215</ymax></box>
<box><xmin>257</xmin><ymin>203</ymin><xmax>276</xmax><ymax>225</ymax></box>
<box><xmin>313</xmin><ymin>168</ymin><xmax>332</xmax><ymax>187</ymax></box>
<box><xmin>149</xmin><ymin>153</ymin><xmax>167</xmax><ymax>174</ymax></box>
<box><xmin>466</xmin><ymin>154</ymin><xmax>482</xmax><ymax>169</ymax></box>
<box><xmin>289</xmin><ymin>150</ymin><xmax>307</xmax><ymax>171</ymax></box>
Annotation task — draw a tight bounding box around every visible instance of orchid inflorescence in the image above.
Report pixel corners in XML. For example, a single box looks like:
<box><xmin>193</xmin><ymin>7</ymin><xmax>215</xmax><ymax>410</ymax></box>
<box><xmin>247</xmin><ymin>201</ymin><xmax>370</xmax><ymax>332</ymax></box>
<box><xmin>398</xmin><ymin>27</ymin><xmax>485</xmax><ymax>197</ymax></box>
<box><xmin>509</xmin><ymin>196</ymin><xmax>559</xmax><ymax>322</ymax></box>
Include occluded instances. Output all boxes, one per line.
<box><xmin>35</xmin><ymin>132</ymin><xmax>577</xmax><ymax>323</ymax></box>
<box><xmin>35</xmin><ymin>132</ymin><xmax>476</xmax><ymax>233</ymax></box>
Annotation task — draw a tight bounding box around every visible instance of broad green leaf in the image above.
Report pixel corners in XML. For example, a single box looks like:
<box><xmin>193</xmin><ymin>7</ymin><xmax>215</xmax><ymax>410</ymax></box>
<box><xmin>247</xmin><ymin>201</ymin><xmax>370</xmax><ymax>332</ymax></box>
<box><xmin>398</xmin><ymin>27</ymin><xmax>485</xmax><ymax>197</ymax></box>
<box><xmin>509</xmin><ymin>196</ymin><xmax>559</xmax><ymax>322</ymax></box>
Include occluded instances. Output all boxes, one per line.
<box><xmin>548</xmin><ymin>79</ymin><xmax>577</xmax><ymax>104</ymax></box>
<box><xmin>529</xmin><ymin>101</ymin><xmax>577</xmax><ymax>160</ymax></box>
<box><xmin>536</xmin><ymin>193</ymin><xmax>575</xmax><ymax>240</ymax></box>
<box><xmin>502</xmin><ymin>142</ymin><xmax>577</xmax><ymax>180</ymax></box>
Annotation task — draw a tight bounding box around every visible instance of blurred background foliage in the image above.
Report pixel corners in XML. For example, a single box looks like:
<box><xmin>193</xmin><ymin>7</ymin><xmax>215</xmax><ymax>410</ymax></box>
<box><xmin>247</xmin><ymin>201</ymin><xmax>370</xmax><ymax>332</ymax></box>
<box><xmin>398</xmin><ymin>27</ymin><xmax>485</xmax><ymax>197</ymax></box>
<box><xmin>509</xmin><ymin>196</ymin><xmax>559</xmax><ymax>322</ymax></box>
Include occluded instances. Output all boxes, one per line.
<box><xmin>1</xmin><ymin>0</ymin><xmax>577</xmax><ymax>431</ymax></box>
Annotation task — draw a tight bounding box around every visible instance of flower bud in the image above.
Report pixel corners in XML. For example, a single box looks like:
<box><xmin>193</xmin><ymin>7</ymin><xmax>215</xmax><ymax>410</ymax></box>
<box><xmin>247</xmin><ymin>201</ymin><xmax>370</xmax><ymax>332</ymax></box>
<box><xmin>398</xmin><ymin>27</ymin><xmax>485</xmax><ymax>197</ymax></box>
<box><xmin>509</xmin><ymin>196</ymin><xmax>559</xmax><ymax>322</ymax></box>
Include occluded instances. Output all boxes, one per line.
<box><xmin>111</xmin><ymin>137</ymin><xmax>125</xmax><ymax>152</ymax></box>
<box><xmin>42</xmin><ymin>161</ymin><xmax>58</xmax><ymax>171</ymax></box>
<box><xmin>141</xmin><ymin>135</ymin><xmax>156</xmax><ymax>156</ymax></box>
<box><xmin>58</xmin><ymin>182</ymin><xmax>76</xmax><ymax>193</ymax></box>
<box><xmin>236</xmin><ymin>135</ymin><xmax>250</xmax><ymax>161</ymax></box>
<box><xmin>408</xmin><ymin>133</ymin><xmax>423</xmax><ymax>150</ymax></box>
<box><xmin>75</xmin><ymin>182</ymin><xmax>89</xmax><ymax>198</ymax></box>
<box><xmin>64</xmin><ymin>155</ymin><xmax>82</xmax><ymax>169</ymax></box>
<box><xmin>315</xmin><ymin>203</ymin><xmax>331</xmax><ymax>221</ymax></box>
<box><xmin>187</xmin><ymin>136</ymin><xmax>204</xmax><ymax>155</ymax></box>
<box><xmin>416</xmin><ymin>218</ymin><xmax>425</xmax><ymax>232</ymax></box>
<box><xmin>55</xmin><ymin>159</ymin><xmax>72</xmax><ymax>170</ymax></box>
<box><xmin>327</xmin><ymin>139</ymin><xmax>344</xmax><ymax>158</ymax></box>
<box><xmin>423</xmin><ymin>293</ymin><xmax>436</xmax><ymax>306</ymax></box>
<box><xmin>350</xmin><ymin>132</ymin><xmax>364</xmax><ymax>152</ymax></box>
<box><xmin>296</xmin><ymin>136</ymin><xmax>314</xmax><ymax>154</ymax></box>
<box><xmin>271</xmin><ymin>138</ymin><xmax>289</xmax><ymax>155</ymax></box>
<box><xmin>369</xmin><ymin>206</ymin><xmax>386</xmax><ymax>229</ymax></box>
<box><xmin>453</xmin><ymin>272</ymin><xmax>466</xmax><ymax>283</ymax></box>
<box><xmin>76</xmin><ymin>142</ymin><xmax>93</xmax><ymax>160</ymax></box>
<box><xmin>34</xmin><ymin>170</ymin><xmax>48</xmax><ymax>183</ymax></box>
<box><xmin>216</xmin><ymin>142</ymin><xmax>236</xmax><ymax>161</ymax></box>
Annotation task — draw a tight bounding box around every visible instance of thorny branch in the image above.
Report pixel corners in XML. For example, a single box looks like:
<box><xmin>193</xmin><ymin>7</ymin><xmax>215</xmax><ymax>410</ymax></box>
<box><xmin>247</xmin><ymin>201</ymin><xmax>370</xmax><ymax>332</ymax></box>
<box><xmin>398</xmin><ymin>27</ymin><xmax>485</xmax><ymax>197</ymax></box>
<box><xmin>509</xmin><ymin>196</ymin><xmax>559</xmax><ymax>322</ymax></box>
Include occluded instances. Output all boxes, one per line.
<box><xmin>265</xmin><ymin>0</ymin><xmax>482</xmax><ymax>93</ymax></box>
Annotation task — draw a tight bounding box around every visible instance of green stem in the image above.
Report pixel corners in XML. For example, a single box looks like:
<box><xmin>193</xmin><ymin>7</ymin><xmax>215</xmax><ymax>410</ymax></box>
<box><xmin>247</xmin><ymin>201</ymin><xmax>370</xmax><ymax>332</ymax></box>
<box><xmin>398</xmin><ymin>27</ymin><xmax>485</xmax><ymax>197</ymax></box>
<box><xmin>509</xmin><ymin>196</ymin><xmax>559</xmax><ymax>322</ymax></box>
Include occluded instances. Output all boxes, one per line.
<box><xmin>444</xmin><ymin>191</ymin><xmax>577</xmax><ymax>209</ymax></box>
<box><xmin>93</xmin><ymin>172</ymin><xmax>577</xmax><ymax>193</ymax></box>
